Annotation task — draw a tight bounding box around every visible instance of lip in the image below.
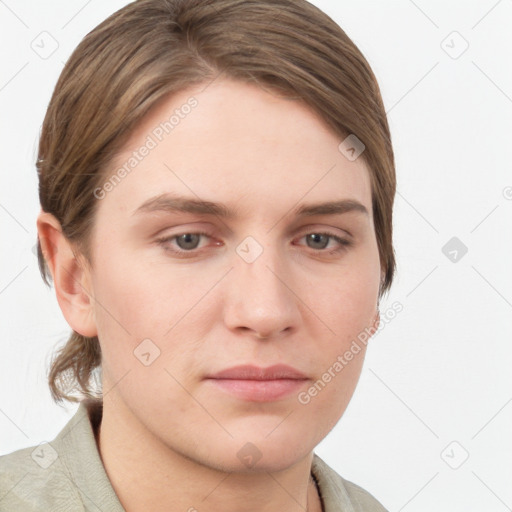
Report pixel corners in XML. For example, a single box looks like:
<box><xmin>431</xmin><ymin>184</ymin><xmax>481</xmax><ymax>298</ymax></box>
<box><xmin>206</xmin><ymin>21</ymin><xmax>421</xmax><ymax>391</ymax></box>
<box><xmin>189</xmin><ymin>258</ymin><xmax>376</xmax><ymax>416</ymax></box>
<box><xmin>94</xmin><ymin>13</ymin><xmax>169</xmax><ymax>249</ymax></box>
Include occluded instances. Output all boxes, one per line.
<box><xmin>207</xmin><ymin>364</ymin><xmax>308</xmax><ymax>380</ymax></box>
<box><xmin>205</xmin><ymin>364</ymin><xmax>309</xmax><ymax>402</ymax></box>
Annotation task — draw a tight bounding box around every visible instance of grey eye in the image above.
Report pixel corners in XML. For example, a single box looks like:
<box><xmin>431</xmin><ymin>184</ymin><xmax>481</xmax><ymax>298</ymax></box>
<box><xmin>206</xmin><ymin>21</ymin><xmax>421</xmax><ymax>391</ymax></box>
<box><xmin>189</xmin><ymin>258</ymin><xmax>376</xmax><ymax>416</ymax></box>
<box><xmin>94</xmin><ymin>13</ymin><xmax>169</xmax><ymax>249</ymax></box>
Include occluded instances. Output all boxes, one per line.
<box><xmin>306</xmin><ymin>233</ymin><xmax>330</xmax><ymax>250</ymax></box>
<box><xmin>176</xmin><ymin>233</ymin><xmax>202</xmax><ymax>250</ymax></box>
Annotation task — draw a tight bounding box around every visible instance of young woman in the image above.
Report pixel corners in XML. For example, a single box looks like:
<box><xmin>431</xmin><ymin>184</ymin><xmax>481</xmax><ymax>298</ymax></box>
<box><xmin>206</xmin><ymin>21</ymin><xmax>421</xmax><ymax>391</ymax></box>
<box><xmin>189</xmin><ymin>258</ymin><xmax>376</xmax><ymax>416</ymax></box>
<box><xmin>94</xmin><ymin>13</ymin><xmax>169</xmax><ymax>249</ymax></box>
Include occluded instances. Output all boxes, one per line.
<box><xmin>0</xmin><ymin>0</ymin><xmax>396</xmax><ymax>510</ymax></box>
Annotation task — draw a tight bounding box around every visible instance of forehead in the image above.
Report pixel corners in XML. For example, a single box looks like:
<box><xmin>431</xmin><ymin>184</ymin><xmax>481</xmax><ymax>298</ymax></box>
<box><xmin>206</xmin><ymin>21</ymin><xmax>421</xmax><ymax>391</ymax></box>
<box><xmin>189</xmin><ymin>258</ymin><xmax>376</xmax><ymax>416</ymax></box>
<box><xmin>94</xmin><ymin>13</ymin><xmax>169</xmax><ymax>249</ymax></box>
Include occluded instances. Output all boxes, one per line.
<box><xmin>99</xmin><ymin>78</ymin><xmax>372</xmax><ymax>222</ymax></box>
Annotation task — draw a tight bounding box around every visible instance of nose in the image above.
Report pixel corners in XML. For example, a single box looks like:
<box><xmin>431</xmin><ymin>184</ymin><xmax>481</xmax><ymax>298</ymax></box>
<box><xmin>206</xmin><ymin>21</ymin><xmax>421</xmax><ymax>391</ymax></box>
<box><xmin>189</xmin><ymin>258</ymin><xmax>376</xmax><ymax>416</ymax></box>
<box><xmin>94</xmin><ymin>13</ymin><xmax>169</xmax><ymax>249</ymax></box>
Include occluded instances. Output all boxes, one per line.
<box><xmin>222</xmin><ymin>241</ymin><xmax>300</xmax><ymax>340</ymax></box>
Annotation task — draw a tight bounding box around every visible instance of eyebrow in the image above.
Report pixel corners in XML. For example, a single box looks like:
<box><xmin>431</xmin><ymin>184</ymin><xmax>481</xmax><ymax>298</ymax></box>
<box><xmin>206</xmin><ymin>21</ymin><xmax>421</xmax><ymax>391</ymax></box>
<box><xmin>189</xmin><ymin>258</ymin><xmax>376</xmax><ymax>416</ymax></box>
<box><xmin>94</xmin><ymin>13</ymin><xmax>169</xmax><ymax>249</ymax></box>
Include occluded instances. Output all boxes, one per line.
<box><xmin>132</xmin><ymin>193</ymin><xmax>369</xmax><ymax>219</ymax></box>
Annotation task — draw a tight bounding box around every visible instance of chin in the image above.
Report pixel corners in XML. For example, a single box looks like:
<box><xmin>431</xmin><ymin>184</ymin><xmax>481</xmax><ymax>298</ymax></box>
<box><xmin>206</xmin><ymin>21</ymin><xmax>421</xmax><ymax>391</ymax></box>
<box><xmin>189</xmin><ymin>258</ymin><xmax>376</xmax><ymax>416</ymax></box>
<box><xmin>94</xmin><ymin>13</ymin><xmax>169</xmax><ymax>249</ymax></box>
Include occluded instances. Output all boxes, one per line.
<box><xmin>209</xmin><ymin>450</ymin><xmax>310</xmax><ymax>475</ymax></box>
<box><xmin>203</xmin><ymin>430</ymin><xmax>315</xmax><ymax>474</ymax></box>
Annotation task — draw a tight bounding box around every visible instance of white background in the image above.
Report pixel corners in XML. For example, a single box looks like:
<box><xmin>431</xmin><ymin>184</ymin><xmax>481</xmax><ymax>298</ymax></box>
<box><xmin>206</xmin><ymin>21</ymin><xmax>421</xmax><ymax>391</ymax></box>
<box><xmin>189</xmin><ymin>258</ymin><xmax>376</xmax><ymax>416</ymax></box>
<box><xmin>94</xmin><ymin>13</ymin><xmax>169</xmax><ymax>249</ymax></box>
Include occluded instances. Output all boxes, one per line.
<box><xmin>1</xmin><ymin>1</ymin><xmax>511</xmax><ymax>511</ymax></box>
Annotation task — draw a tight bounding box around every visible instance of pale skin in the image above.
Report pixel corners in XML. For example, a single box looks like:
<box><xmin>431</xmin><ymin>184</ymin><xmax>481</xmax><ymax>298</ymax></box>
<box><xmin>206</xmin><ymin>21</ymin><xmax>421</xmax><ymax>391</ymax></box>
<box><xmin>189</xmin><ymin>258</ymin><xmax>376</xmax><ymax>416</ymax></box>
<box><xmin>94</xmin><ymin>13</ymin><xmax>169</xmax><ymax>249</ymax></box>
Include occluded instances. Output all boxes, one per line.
<box><xmin>38</xmin><ymin>78</ymin><xmax>383</xmax><ymax>512</ymax></box>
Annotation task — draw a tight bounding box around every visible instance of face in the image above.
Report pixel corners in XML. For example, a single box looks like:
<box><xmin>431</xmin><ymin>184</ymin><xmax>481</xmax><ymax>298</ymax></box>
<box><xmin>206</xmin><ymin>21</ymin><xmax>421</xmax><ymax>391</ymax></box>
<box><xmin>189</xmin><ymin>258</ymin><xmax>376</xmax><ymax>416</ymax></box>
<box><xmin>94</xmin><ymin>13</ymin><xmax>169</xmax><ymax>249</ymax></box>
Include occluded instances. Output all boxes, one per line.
<box><xmin>85</xmin><ymin>78</ymin><xmax>381</xmax><ymax>472</ymax></box>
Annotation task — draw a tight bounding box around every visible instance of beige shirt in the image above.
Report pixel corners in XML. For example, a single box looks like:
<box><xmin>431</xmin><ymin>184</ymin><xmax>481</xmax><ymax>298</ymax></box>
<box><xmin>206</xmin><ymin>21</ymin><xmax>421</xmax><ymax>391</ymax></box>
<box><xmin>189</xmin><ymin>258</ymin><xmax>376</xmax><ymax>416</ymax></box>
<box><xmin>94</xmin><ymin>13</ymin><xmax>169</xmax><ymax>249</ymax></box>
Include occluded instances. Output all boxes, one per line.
<box><xmin>0</xmin><ymin>401</ymin><xmax>388</xmax><ymax>511</ymax></box>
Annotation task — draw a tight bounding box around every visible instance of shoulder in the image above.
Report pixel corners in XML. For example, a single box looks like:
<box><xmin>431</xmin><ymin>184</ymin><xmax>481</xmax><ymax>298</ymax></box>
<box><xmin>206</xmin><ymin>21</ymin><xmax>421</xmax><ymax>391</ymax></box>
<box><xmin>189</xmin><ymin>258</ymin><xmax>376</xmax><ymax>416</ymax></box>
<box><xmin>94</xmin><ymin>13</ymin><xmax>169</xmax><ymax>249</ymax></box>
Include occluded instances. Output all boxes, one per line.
<box><xmin>339</xmin><ymin>477</ymin><xmax>388</xmax><ymax>512</ymax></box>
<box><xmin>312</xmin><ymin>453</ymin><xmax>388</xmax><ymax>512</ymax></box>
<box><xmin>0</xmin><ymin>442</ymin><xmax>84</xmax><ymax>511</ymax></box>
<box><xmin>1</xmin><ymin>400</ymin><xmax>123</xmax><ymax>512</ymax></box>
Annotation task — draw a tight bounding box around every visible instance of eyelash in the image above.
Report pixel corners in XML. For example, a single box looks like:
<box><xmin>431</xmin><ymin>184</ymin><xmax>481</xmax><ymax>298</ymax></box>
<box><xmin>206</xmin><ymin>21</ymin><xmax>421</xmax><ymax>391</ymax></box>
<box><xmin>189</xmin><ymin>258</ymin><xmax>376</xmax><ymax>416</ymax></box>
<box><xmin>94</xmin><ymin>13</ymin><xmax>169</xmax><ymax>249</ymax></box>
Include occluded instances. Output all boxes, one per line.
<box><xmin>155</xmin><ymin>230</ymin><xmax>353</xmax><ymax>258</ymax></box>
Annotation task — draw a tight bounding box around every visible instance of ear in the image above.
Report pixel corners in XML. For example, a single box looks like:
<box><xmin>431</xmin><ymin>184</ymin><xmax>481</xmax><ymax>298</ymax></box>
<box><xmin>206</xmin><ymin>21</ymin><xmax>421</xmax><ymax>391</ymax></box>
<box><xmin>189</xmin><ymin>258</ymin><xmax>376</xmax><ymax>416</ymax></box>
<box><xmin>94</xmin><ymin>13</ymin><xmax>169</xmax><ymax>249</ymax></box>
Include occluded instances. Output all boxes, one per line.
<box><xmin>36</xmin><ymin>210</ymin><xmax>98</xmax><ymax>338</ymax></box>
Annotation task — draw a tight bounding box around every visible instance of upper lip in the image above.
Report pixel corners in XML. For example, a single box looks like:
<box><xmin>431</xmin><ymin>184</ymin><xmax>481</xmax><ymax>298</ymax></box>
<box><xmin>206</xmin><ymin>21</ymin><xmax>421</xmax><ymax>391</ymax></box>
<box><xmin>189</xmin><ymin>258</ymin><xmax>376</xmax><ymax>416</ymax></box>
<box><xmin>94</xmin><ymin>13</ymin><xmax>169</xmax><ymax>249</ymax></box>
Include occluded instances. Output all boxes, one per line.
<box><xmin>207</xmin><ymin>364</ymin><xmax>308</xmax><ymax>380</ymax></box>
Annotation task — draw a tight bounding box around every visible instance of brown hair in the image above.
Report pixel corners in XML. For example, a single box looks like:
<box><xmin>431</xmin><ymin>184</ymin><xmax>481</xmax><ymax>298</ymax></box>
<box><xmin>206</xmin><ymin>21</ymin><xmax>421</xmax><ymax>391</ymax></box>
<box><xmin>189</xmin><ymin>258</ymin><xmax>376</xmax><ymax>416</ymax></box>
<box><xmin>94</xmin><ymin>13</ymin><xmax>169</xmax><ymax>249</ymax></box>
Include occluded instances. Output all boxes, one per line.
<box><xmin>37</xmin><ymin>0</ymin><xmax>396</xmax><ymax>404</ymax></box>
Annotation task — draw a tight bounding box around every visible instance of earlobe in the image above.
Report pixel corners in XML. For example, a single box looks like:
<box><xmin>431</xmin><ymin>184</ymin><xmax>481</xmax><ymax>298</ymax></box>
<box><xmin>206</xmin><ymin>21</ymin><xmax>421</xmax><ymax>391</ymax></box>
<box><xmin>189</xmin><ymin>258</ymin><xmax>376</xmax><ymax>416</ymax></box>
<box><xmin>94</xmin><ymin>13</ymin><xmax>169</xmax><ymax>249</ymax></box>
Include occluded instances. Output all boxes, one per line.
<box><xmin>36</xmin><ymin>211</ymin><xmax>98</xmax><ymax>338</ymax></box>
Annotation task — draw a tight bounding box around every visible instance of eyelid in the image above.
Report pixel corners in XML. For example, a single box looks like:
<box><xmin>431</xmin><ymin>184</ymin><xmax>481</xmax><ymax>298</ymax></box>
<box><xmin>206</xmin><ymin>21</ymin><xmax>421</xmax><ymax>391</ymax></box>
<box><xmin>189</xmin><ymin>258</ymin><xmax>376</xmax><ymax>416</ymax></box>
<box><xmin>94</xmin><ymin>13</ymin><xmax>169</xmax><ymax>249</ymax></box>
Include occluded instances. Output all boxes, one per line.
<box><xmin>171</xmin><ymin>230</ymin><xmax>216</xmax><ymax>244</ymax></box>
<box><xmin>295</xmin><ymin>223</ymin><xmax>353</xmax><ymax>239</ymax></box>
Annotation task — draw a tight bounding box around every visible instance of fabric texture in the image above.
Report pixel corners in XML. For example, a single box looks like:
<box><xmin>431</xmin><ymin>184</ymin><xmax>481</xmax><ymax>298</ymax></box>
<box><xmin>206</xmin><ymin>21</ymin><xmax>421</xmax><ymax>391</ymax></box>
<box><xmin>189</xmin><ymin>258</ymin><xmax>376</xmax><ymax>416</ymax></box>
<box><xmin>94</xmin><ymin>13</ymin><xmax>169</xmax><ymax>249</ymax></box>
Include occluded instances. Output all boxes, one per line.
<box><xmin>0</xmin><ymin>401</ymin><xmax>388</xmax><ymax>511</ymax></box>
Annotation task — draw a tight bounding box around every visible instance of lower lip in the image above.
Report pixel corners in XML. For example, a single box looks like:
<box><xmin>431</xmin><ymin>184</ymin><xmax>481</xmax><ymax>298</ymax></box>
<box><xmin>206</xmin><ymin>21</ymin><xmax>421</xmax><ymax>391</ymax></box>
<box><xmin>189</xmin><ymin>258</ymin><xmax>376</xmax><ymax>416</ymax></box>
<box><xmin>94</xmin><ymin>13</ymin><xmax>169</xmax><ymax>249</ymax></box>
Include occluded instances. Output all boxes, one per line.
<box><xmin>206</xmin><ymin>378</ymin><xmax>307</xmax><ymax>402</ymax></box>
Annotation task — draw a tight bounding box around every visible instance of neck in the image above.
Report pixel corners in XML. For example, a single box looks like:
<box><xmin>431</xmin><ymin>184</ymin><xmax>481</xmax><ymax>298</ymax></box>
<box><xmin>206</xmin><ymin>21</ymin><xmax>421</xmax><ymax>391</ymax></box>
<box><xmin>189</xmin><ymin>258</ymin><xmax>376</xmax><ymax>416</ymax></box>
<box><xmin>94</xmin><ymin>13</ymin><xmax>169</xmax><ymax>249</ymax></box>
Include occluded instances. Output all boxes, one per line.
<box><xmin>95</xmin><ymin>395</ymin><xmax>323</xmax><ymax>512</ymax></box>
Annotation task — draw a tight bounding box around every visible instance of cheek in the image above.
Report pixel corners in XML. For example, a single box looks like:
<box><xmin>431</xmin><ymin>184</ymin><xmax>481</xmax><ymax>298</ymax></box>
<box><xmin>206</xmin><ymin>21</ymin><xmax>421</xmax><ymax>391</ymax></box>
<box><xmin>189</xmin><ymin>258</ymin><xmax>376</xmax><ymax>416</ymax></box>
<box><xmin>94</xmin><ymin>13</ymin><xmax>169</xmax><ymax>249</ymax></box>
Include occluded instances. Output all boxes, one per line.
<box><xmin>302</xmin><ymin>252</ymin><xmax>379</xmax><ymax>404</ymax></box>
<box><xmin>89</xmin><ymin>247</ymin><xmax>217</xmax><ymax>372</ymax></box>
<box><xmin>90</xmin><ymin>246</ymin><xmax>183</xmax><ymax>328</ymax></box>
<box><xmin>88</xmin><ymin>251</ymin><xmax>176</xmax><ymax>374</ymax></box>
<box><xmin>311</xmin><ymin>261</ymin><xmax>380</xmax><ymax>338</ymax></box>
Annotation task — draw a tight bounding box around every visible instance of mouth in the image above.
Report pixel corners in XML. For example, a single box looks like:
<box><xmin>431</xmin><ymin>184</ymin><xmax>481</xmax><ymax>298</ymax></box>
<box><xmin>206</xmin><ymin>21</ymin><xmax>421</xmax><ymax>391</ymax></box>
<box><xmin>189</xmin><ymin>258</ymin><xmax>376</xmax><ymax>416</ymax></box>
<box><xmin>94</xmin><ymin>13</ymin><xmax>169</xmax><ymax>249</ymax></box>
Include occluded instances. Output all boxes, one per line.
<box><xmin>204</xmin><ymin>364</ymin><xmax>309</xmax><ymax>402</ymax></box>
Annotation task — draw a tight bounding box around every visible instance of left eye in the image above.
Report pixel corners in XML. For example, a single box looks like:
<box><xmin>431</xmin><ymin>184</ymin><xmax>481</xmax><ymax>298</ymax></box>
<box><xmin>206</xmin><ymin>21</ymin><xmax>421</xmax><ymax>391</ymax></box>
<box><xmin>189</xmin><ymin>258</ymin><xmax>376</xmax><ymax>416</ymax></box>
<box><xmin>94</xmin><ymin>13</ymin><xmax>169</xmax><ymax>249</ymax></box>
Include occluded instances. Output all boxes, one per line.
<box><xmin>302</xmin><ymin>233</ymin><xmax>341</xmax><ymax>250</ymax></box>
<box><xmin>296</xmin><ymin>232</ymin><xmax>353</xmax><ymax>255</ymax></box>
<box><xmin>173</xmin><ymin>233</ymin><xmax>204</xmax><ymax>250</ymax></box>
